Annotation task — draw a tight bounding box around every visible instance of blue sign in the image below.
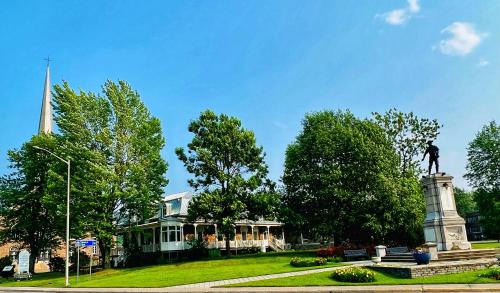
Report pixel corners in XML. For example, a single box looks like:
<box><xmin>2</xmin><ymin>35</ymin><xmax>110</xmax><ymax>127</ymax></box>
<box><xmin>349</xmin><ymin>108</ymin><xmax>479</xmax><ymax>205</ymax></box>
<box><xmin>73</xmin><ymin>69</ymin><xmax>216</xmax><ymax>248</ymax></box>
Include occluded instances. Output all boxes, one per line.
<box><xmin>76</xmin><ymin>240</ymin><xmax>97</xmax><ymax>247</ymax></box>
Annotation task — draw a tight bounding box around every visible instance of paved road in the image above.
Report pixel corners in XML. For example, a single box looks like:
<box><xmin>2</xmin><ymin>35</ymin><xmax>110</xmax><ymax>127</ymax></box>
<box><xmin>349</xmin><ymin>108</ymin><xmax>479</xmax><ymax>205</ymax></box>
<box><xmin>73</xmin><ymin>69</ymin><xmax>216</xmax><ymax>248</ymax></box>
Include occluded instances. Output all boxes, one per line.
<box><xmin>1</xmin><ymin>284</ymin><xmax>500</xmax><ymax>292</ymax></box>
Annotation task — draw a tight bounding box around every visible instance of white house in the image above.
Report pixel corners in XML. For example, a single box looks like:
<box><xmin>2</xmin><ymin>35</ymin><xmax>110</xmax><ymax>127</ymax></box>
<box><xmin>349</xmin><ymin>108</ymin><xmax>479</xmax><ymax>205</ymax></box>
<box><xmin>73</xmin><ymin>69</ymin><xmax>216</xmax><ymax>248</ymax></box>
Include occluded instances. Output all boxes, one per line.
<box><xmin>121</xmin><ymin>191</ymin><xmax>286</xmax><ymax>255</ymax></box>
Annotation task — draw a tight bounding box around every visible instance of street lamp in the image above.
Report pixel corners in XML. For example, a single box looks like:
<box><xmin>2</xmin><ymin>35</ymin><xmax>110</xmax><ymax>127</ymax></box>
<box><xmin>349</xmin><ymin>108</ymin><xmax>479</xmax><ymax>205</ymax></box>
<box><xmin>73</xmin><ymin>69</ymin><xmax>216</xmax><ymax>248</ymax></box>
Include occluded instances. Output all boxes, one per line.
<box><xmin>33</xmin><ymin>146</ymin><xmax>71</xmax><ymax>287</ymax></box>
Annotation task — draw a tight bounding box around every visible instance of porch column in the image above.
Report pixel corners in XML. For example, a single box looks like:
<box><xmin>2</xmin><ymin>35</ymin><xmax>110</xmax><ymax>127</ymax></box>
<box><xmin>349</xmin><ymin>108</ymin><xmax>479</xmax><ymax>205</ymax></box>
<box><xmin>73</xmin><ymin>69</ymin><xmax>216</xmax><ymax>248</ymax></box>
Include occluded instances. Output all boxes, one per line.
<box><xmin>250</xmin><ymin>225</ymin><xmax>254</xmax><ymax>245</ymax></box>
<box><xmin>214</xmin><ymin>224</ymin><xmax>218</xmax><ymax>248</ymax></box>
<box><xmin>152</xmin><ymin>228</ymin><xmax>156</xmax><ymax>248</ymax></box>
<box><xmin>282</xmin><ymin>228</ymin><xmax>285</xmax><ymax>243</ymax></box>
<box><xmin>266</xmin><ymin>226</ymin><xmax>270</xmax><ymax>240</ymax></box>
<box><xmin>180</xmin><ymin>224</ymin><xmax>184</xmax><ymax>249</ymax></box>
<box><xmin>194</xmin><ymin>224</ymin><xmax>198</xmax><ymax>240</ymax></box>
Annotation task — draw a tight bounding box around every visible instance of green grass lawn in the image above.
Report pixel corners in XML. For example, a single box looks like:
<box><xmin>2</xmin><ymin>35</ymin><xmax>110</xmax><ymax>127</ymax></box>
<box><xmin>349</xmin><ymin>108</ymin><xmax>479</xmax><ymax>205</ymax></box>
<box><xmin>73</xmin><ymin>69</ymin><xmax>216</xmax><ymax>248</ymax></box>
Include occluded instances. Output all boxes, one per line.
<box><xmin>472</xmin><ymin>241</ymin><xmax>500</xmax><ymax>249</ymax></box>
<box><xmin>227</xmin><ymin>268</ymin><xmax>500</xmax><ymax>287</ymax></box>
<box><xmin>0</xmin><ymin>251</ymin><xmax>344</xmax><ymax>288</ymax></box>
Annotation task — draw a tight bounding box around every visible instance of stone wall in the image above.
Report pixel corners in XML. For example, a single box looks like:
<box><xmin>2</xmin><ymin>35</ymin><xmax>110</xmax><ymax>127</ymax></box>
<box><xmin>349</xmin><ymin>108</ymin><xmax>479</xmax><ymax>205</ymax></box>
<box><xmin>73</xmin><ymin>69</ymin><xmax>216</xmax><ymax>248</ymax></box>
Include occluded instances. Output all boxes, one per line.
<box><xmin>371</xmin><ymin>259</ymin><xmax>498</xmax><ymax>278</ymax></box>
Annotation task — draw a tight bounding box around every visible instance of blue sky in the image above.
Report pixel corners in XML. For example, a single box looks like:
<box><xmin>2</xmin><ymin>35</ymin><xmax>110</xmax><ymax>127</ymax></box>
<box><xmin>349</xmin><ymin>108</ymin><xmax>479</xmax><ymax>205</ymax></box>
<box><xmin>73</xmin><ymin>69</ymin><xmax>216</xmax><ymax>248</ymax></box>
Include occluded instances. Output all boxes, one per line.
<box><xmin>1</xmin><ymin>0</ymin><xmax>499</xmax><ymax>192</ymax></box>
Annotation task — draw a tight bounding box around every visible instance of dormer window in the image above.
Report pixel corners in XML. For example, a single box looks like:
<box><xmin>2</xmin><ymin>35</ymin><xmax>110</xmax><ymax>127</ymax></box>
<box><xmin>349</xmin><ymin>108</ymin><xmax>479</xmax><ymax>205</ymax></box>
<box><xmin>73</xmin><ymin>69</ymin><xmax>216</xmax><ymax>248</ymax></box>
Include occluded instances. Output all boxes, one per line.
<box><xmin>163</xmin><ymin>203</ymin><xmax>173</xmax><ymax>217</ymax></box>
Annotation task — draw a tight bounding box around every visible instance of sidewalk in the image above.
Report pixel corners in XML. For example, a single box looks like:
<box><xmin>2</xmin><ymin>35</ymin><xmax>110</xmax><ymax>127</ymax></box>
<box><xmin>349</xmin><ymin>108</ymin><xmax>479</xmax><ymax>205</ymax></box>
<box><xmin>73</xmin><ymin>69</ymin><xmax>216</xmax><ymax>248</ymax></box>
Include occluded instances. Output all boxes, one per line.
<box><xmin>1</xmin><ymin>284</ymin><xmax>500</xmax><ymax>293</ymax></box>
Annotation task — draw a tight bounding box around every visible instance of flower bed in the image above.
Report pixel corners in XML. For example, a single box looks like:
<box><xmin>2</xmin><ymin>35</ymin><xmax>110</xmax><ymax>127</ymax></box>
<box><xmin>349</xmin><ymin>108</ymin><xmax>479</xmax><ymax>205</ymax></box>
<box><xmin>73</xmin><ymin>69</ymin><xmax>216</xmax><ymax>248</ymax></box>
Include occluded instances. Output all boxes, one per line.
<box><xmin>330</xmin><ymin>267</ymin><xmax>375</xmax><ymax>283</ymax></box>
<box><xmin>290</xmin><ymin>257</ymin><xmax>327</xmax><ymax>267</ymax></box>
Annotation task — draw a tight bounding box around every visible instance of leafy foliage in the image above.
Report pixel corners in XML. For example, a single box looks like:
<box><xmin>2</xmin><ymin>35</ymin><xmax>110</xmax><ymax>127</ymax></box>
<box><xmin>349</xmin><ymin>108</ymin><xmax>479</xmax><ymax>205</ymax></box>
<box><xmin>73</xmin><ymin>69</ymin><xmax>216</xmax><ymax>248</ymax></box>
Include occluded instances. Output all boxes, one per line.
<box><xmin>282</xmin><ymin>110</ymin><xmax>424</xmax><ymax>244</ymax></box>
<box><xmin>465</xmin><ymin>121</ymin><xmax>500</xmax><ymax>240</ymax></box>
<box><xmin>479</xmin><ymin>266</ymin><xmax>500</xmax><ymax>280</ymax></box>
<box><xmin>372</xmin><ymin>108</ymin><xmax>441</xmax><ymax>175</ymax></box>
<box><xmin>49</xmin><ymin>257</ymin><xmax>65</xmax><ymax>272</ymax></box>
<box><xmin>176</xmin><ymin>110</ymin><xmax>279</xmax><ymax>253</ymax></box>
<box><xmin>52</xmin><ymin>80</ymin><xmax>168</xmax><ymax>267</ymax></box>
<box><xmin>465</xmin><ymin>121</ymin><xmax>500</xmax><ymax>190</ymax></box>
<box><xmin>330</xmin><ymin>267</ymin><xmax>376</xmax><ymax>283</ymax></box>
<box><xmin>453</xmin><ymin>187</ymin><xmax>476</xmax><ymax>218</ymax></box>
<box><xmin>289</xmin><ymin>257</ymin><xmax>327</xmax><ymax>267</ymax></box>
<box><xmin>0</xmin><ymin>256</ymin><xmax>12</xmax><ymax>269</ymax></box>
<box><xmin>0</xmin><ymin>134</ymin><xmax>67</xmax><ymax>273</ymax></box>
<box><xmin>186</xmin><ymin>239</ymin><xmax>208</xmax><ymax>260</ymax></box>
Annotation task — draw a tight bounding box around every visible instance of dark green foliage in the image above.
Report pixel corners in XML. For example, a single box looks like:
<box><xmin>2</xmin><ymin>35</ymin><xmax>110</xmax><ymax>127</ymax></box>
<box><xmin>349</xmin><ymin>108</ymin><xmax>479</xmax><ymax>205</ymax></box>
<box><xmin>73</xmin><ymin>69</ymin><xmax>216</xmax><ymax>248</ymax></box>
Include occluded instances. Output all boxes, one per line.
<box><xmin>186</xmin><ymin>239</ymin><xmax>208</xmax><ymax>260</ymax></box>
<box><xmin>289</xmin><ymin>257</ymin><xmax>327</xmax><ymax>267</ymax></box>
<box><xmin>465</xmin><ymin>121</ymin><xmax>500</xmax><ymax>240</ymax></box>
<box><xmin>0</xmin><ymin>256</ymin><xmax>12</xmax><ymax>269</ymax></box>
<box><xmin>372</xmin><ymin>108</ymin><xmax>441</xmax><ymax>175</ymax></box>
<box><xmin>176</xmin><ymin>110</ymin><xmax>279</xmax><ymax>253</ymax></box>
<box><xmin>454</xmin><ymin>187</ymin><xmax>477</xmax><ymax>218</ymax></box>
<box><xmin>52</xmin><ymin>80</ymin><xmax>168</xmax><ymax>267</ymax></box>
<box><xmin>70</xmin><ymin>249</ymin><xmax>90</xmax><ymax>271</ymax></box>
<box><xmin>474</xmin><ymin>189</ymin><xmax>500</xmax><ymax>240</ymax></box>
<box><xmin>123</xmin><ymin>232</ymin><xmax>143</xmax><ymax>267</ymax></box>
<box><xmin>0</xmin><ymin>135</ymin><xmax>67</xmax><ymax>273</ymax></box>
<box><xmin>331</xmin><ymin>267</ymin><xmax>376</xmax><ymax>283</ymax></box>
<box><xmin>282</xmin><ymin>110</ymin><xmax>424</xmax><ymax>244</ymax></box>
<box><xmin>49</xmin><ymin>257</ymin><xmax>65</xmax><ymax>272</ymax></box>
<box><xmin>479</xmin><ymin>266</ymin><xmax>500</xmax><ymax>280</ymax></box>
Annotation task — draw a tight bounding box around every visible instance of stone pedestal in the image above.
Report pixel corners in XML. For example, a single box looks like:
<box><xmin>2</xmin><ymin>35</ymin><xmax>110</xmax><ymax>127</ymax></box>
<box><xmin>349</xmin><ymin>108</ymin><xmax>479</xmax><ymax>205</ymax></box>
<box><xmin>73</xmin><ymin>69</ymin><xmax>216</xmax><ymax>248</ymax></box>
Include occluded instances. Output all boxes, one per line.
<box><xmin>375</xmin><ymin>245</ymin><xmax>387</xmax><ymax>257</ymax></box>
<box><xmin>421</xmin><ymin>173</ymin><xmax>471</xmax><ymax>251</ymax></box>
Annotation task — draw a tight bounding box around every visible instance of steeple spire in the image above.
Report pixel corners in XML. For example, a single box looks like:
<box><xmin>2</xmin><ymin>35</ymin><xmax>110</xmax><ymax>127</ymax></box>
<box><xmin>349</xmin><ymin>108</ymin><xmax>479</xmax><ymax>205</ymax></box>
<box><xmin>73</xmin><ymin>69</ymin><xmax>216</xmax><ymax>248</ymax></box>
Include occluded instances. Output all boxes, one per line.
<box><xmin>38</xmin><ymin>58</ymin><xmax>52</xmax><ymax>134</ymax></box>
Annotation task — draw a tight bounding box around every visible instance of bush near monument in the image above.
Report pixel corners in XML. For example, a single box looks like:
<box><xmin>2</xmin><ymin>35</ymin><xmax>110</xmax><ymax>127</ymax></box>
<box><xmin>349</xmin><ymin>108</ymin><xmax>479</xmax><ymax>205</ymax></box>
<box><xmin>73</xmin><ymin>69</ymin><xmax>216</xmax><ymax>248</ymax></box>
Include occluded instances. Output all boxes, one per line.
<box><xmin>331</xmin><ymin>267</ymin><xmax>375</xmax><ymax>283</ymax></box>
<box><xmin>289</xmin><ymin>257</ymin><xmax>327</xmax><ymax>267</ymax></box>
<box><xmin>479</xmin><ymin>266</ymin><xmax>500</xmax><ymax>280</ymax></box>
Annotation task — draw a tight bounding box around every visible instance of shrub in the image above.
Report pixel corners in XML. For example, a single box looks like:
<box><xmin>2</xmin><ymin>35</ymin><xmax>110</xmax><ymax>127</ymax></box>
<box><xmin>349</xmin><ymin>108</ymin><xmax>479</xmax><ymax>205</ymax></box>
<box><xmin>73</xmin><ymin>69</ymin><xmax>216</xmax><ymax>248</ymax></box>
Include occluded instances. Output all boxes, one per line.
<box><xmin>0</xmin><ymin>256</ymin><xmax>12</xmax><ymax>269</ymax></box>
<box><xmin>317</xmin><ymin>247</ymin><xmax>336</xmax><ymax>257</ymax></box>
<box><xmin>479</xmin><ymin>267</ymin><xmax>500</xmax><ymax>280</ymax></box>
<box><xmin>331</xmin><ymin>267</ymin><xmax>375</xmax><ymax>283</ymax></box>
<box><xmin>290</xmin><ymin>257</ymin><xmax>327</xmax><ymax>267</ymax></box>
<box><xmin>327</xmin><ymin>256</ymin><xmax>343</xmax><ymax>263</ymax></box>
<box><xmin>49</xmin><ymin>257</ymin><xmax>65</xmax><ymax>272</ymax></box>
<box><xmin>186</xmin><ymin>239</ymin><xmax>208</xmax><ymax>260</ymax></box>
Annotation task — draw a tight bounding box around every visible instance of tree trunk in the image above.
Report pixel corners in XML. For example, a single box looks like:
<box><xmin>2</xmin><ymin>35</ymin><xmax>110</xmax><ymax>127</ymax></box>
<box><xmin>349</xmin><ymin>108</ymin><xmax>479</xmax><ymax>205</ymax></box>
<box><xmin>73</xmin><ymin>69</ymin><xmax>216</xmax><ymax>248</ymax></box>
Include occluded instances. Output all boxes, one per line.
<box><xmin>225</xmin><ymin>235</ymin><xmax>231</xmax><ymax>256</ymax></box>
<box><xmin>99</xmin><ymin>241</ymin><xmax>111</xmax><ymax>269</ymax></box>
<box><xmin>29</xmin><ymin>250</ymin><xmax>38</xmax><ymax>274</ymax></box>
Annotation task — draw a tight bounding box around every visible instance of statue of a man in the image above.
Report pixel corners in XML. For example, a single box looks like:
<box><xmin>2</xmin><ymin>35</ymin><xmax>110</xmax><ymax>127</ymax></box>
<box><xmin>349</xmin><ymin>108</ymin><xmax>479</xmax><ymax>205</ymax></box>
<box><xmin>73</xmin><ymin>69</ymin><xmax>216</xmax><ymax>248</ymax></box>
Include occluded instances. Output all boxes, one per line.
<box><xmin>422</xmin><ymin>140</ymin><xmax>439</xmax><ymax>175</ymax></box>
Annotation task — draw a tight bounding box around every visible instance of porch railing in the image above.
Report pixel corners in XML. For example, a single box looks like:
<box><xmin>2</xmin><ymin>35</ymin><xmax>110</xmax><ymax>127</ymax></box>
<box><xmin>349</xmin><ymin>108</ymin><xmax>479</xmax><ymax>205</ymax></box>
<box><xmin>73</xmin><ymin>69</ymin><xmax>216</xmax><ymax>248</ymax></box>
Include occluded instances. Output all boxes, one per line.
<box><xmin>142</xmin><ymin>244</ymin><xmax>160</xmax><ymax>253</ymax></box>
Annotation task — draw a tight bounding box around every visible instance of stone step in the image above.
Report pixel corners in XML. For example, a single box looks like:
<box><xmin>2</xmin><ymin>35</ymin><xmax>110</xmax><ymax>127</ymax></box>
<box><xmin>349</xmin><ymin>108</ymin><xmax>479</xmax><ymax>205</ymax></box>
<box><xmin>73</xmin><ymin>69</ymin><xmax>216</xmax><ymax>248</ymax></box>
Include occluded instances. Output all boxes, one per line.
<box><xmin>437</xmin><ymin>249</ymin><xmax>497</xmax><ymax>261</ymax></box>
<box><xmin>381</xmin><ymin>253</ymin><xmax>415</xmax><ymax>263</ymax></box>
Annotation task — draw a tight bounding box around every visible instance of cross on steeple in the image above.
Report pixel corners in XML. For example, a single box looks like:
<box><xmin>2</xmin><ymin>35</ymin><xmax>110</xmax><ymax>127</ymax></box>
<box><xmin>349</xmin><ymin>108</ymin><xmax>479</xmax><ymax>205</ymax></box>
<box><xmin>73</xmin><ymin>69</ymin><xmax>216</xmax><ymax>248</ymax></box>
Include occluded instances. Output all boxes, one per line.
<box><xmin>44</xmin><ymin>57</ymin><xmax>51</xmax><ymax>66</ymax></box>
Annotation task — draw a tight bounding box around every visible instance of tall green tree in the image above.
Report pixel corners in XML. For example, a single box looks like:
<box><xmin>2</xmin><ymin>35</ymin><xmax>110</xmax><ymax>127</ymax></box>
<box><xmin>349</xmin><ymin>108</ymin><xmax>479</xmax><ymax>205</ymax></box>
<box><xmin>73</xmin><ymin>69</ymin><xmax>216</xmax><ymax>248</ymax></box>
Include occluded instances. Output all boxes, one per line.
<box><xmin>453</xmin><ymin>187</ymin><xmax>476</xmax><ymax>218</ymax></box>
<box><xmin>282</xmin><ymin>110</ymin><xmax>424</xmax><ymax>244</ymax></box>
<box><xmin>372</xmin><ymin>108</ymin><xmax>441</xmax><ymax>175</ymax></box>
<box><xmin>52</xmin><ymin>80</ymin><xmax>168</xmax><ymax>267</ymax></box>
<box><xmin>176</xmin><ymin>110</ymin><xmax>278</xmax><ymax>253</ymax></box>
<box><xmin>0</xmin><ymin>135</ymin><xmax>68</xmax><ymax>273</ymax></box>
<box><xmin>465</xmin><ymin>121</ymin><xmax>500</xmax><ymax>240</ymax></box>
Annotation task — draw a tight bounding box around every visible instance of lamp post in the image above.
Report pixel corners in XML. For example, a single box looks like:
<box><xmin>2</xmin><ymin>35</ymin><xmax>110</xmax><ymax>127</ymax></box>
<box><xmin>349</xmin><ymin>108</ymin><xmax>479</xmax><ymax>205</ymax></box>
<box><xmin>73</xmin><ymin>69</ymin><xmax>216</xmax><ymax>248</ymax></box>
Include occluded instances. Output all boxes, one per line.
<box><xmin>33</xmin><ymin>146</ymin><xmax>70</xmax><ymax>287</ymax></box>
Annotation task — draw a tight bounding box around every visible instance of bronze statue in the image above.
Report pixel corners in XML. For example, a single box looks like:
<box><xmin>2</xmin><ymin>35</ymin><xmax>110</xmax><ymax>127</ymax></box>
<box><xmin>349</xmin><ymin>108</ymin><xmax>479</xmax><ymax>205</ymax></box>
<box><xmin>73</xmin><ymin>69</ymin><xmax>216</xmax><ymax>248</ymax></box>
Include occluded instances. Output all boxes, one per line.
<box><xmin>422</xmin><ymin>140</ymin><xmax>439</xmax><ymax>175</ymax></box>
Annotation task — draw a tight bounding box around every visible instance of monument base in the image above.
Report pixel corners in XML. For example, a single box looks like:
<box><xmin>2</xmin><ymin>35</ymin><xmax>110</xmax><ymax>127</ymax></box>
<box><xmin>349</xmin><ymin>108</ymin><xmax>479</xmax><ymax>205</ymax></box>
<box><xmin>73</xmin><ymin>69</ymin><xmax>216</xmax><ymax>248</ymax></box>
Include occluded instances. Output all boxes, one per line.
<box><xmin>421</xmin><ymin>173</ymin><xmax>471</xmax><ymax>251</ymax></box>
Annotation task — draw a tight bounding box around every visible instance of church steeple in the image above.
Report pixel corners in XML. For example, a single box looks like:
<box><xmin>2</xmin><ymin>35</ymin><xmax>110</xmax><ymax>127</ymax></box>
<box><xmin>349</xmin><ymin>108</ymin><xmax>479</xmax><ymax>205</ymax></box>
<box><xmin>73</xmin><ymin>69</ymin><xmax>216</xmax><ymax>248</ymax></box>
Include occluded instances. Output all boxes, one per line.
<box><xmin>38</xmin><ymin>59</ymin><xmax>52</xmax><ymax>134</ymax></box>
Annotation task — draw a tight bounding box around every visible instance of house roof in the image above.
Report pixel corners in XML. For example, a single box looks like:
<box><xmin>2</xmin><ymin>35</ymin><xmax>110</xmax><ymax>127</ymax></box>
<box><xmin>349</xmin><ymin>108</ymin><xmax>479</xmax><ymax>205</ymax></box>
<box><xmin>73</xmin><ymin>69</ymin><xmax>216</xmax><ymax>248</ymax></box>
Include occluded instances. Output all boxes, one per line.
<box><xmin>160</xmin><ymin>191</ymin><xmax>283</xmax><ymax>226</ymax></box>
<box><xmin>162</xmin><ymin>191</ymin><xmax>193</xmax><ymax>216</ymax></box>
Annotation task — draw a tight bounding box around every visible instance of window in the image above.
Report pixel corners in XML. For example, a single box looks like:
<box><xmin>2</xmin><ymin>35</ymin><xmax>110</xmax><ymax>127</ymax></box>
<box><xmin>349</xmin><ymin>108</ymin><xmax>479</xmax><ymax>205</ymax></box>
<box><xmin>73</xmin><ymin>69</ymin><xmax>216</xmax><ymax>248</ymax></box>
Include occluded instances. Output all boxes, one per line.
<box><xmin>162</xmin><ymin>225</ymin><xmax>182</xmax><ymax>242</ymax></box>
<box><xmin>163</xmin><ymin>203</ymin><xmax>172</xmax><ymax>217</ymax></box>
<box><xmin>162</xmin><ymin>226</ymin><xmax>168</xmax><ymax>242</ymax></box>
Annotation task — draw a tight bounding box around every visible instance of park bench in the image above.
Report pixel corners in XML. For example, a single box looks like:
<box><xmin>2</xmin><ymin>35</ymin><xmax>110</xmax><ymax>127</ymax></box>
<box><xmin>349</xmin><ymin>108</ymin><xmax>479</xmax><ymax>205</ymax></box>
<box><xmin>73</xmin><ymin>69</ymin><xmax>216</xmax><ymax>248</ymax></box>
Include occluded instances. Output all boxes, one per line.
<box><xmin>386</xmin><ymin>246</ymin><xmax>409</xmax><ymax>254</ymax></box>
<box><xmin>343</xmin><ymin>249</ymin><xmax>368</xmax><ymax>261</ymax></box>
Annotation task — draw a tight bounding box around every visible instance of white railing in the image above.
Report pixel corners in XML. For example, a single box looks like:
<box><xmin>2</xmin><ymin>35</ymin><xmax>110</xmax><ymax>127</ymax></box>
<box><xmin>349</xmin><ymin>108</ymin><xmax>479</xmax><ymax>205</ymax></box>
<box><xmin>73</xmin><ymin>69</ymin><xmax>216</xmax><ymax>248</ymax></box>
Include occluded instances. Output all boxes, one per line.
<box><xmin>206</xmin><ymin>239</ymin><xmax>267</xmax><ymax>249</ymax></box>
<box><xmin>269</xmin><ymin>238</ymin><xmax>285</xmax><ymax>251</ymax></box>
<box><xmin>142</xmin><ymin>244</ymin><xmax>160</xmax><ymax>253</ymax></box>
